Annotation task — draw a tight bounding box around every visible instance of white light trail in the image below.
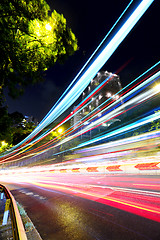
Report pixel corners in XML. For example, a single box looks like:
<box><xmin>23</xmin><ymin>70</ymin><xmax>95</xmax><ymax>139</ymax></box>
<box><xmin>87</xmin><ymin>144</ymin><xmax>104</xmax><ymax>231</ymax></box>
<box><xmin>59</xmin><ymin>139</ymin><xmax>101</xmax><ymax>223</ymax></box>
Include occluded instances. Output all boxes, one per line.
<box><xmin>2</xmin><ymin>0</ymin><xmax>154</xmax><ymax>153</ymax></box>
<box><xmin>44</xmin><ymin>70</ymin><xmax>160</xmax><ymax>150</ymax></box>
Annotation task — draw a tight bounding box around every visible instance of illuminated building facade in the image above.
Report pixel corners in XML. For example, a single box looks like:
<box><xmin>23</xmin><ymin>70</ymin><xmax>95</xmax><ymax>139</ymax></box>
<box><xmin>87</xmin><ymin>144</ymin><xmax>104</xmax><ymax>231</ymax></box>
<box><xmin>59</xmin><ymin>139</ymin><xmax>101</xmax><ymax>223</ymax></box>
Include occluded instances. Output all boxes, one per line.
<box><xmin>71</xmin><ymin>106</ymin><xmax>82</xmax><ymax>130</ymax></box>
<box><xmin>82</xmin><ymin>70</ymin><xmax>122</xmax><ymax>117</ymax></box>
<box><xmin>70</xmin><ymin>71</ymin><xmax>122</xmax><ymax>136</ymax></box>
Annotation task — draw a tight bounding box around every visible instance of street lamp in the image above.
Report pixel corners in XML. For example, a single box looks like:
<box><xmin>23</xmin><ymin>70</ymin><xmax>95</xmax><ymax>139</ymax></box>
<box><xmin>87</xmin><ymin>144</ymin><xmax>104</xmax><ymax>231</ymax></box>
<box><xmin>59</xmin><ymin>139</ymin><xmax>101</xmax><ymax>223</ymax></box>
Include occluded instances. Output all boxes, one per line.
<box><xmin>1</xmin><ymin>141</ymin><xmax>7</xmax><ymax>147</ymax></box>
<box><xmin>154</xmin><ymin>83</ymin><xmax>160</xmax><ymax>93</ymax></box>
<box><xmin>57</xmin><ymin>127</ymin><xmax>64</xmax><ymax>134</ymax></box>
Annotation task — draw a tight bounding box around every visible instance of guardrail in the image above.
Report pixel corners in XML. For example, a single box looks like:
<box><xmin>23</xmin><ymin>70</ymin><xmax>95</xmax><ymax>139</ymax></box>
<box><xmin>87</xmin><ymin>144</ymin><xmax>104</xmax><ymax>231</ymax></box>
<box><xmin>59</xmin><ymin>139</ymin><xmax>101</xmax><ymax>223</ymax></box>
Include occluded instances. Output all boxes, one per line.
<box><xmin>0</xmin><ymin>184</ymin><xmax>27</xmax><ymax>240</ymax></box>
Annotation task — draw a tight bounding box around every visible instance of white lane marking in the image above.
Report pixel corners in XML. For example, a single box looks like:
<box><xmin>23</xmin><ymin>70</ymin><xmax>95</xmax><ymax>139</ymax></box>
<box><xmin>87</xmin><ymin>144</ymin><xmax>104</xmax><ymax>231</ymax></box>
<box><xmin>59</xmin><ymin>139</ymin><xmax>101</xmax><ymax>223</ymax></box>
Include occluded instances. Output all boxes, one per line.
<box><xmin>39</xmin><ymin>196</ymin><xmax>46</xmax><ymax>200</ymax></box>
<box><xmin>25</xmin><ymin>192</ymin><xmax>34</xmax><ymax>195</ymax></box>
<box><xmin>19</xmin><ymin>189</ymin><xmax>46</xmax><ymax>200</ymax></box>
<box><xmin>19</xmin><ymin>190</ymin><xmax>26</xmax><ymax>194</ymax></box>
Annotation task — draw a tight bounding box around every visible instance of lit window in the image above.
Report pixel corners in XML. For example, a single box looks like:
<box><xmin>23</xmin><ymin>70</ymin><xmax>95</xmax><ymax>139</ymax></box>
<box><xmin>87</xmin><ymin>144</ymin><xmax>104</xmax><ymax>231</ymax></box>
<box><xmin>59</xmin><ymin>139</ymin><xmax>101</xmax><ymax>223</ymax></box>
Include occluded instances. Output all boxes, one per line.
<box><xmin>99</xmin><ymin>94</ymin><xmax>102</xmax><ymax>100</ymax></box>
<box><xmin>115</xmin><ymin>95</ymin><xmax>119</xmax><ymax>100</ymax></box>
<box><xmin>112</xmin><ymin>94</ymin><xmax>119</xmax><ymax>100</ymax></box>
<box><xmin>106</xmin><ymin>92</ymin><xmax>111</xmax><ymax>98</ymax></box>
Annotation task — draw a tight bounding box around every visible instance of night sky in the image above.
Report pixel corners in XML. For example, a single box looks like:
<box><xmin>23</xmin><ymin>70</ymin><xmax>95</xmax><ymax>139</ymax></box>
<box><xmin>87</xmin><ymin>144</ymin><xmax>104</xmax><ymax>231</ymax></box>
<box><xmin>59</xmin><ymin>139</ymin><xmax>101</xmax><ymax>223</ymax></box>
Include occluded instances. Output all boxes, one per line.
<box><xmin>5</xmin><ymin>0</ymin><xmax>160</xmax><ymax>122</ymax></box>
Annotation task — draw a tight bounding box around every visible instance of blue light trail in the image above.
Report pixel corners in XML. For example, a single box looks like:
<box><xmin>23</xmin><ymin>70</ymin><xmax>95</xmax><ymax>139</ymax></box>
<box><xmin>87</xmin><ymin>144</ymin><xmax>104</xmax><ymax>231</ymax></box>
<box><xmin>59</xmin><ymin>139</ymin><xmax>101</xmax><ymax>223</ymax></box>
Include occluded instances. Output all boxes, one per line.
<box><xmin>1</xmin><ymin>0</ymin><xmax>154</xmax><ymax>156</ymax></box>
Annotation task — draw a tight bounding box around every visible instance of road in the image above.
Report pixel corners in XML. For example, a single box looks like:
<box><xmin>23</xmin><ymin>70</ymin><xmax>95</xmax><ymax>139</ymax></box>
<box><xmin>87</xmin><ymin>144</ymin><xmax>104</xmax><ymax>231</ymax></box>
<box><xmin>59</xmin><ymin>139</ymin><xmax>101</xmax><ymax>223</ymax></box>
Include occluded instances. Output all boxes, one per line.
<box><xmin>1</xmin><ymin>174</ymin><xmax>160</xmax><ymax>240</ymax></box>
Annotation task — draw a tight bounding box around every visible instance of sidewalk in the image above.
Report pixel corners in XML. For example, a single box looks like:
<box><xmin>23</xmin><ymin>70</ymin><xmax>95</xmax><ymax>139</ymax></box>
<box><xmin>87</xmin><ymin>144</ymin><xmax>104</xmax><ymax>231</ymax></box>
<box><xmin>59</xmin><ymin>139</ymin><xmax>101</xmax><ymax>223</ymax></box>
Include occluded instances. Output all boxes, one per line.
<box><xmin>17</xmin><ymin>202</ymin><xmax>43</xmax><ymax>240</ymax></box>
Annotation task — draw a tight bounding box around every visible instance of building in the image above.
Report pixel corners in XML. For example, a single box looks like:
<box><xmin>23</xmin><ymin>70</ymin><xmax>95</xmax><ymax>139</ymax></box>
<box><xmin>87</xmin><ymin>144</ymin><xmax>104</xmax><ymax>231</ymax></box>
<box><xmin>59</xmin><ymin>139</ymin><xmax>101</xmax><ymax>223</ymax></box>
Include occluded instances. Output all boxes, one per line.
<box><xmin>70</xmin><ymin>71</ymin><xmax>122</xmax><ymax>137</ymax></box>
<box><xmin>22</xmin><ymin>115</ymin><xmax>39</xmax><ymax>128</ymax></box>
<box><xmin>82</xmin><ymin>70</ymin><xmax>122</xmax><ymax>117</ymax></box>
<box><xmin>70</xmin><ymin>106</ymin><xmax>82</xmax><ymax>130</ymax></box>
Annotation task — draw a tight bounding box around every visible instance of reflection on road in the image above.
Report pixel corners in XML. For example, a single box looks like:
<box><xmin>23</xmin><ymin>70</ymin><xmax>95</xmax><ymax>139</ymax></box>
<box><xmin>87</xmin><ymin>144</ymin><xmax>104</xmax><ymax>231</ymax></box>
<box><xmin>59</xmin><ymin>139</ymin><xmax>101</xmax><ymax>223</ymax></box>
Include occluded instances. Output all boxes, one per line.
<box><xmin>1</xmin><ymin>171</ymin><xmax>160</xmax><ymax>223</ymax></box>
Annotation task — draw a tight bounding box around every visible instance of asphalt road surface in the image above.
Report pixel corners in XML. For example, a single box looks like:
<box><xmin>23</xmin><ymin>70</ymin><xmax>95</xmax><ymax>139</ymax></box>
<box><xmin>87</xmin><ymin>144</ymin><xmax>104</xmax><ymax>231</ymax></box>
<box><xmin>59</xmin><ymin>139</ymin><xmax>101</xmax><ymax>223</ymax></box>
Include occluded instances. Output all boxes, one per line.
<box><xmin>1</xmin><ymin>174</ymin><xmax>160</xmax><ymax>240</ymax></box>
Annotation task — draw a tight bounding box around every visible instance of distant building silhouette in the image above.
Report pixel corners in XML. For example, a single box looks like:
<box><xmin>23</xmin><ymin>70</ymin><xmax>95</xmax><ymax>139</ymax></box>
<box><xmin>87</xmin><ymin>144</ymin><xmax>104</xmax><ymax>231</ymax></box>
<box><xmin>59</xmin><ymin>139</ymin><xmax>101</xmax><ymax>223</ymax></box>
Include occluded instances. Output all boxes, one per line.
<box><xmin>22</xmin><ymin>115</ymin><xmax>39</xmax><ymax>127</ymax></box>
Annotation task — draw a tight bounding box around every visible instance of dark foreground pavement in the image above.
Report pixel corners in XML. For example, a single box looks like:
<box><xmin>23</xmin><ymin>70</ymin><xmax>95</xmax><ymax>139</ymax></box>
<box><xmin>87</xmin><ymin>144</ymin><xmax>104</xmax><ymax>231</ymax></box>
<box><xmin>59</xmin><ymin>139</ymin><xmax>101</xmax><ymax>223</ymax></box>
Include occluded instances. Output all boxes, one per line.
<box><xmin>1</xmin><ymin>174</ymin><xmax>160</xmax><ymax>240</ymax></box>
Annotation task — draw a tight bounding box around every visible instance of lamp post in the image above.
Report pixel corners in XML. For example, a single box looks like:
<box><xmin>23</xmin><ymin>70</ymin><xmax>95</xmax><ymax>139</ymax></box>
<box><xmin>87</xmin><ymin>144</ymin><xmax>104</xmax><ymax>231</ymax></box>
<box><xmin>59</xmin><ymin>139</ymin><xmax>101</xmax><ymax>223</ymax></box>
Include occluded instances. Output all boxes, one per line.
<box><xmin>57</xmin><ymin>127</ymin><xmax>65</xmax><ymax>162</ymax></box>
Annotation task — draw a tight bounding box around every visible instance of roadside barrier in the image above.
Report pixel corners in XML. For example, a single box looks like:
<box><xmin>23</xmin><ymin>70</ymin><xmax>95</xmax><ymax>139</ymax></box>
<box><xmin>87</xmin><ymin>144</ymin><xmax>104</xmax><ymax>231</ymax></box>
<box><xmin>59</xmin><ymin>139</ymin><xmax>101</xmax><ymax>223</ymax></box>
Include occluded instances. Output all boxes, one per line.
<box><xmin>46</xmin><ymin>158</ymin><xmax>160</xmax><ymax>175</ymax></box>
<box><xmin>0</xmin><ymin>184</ymin><xmax>27</xmax><ymax>240</ymax></box>
<box><xmin>1</xmin><ymin>157</ymin><xmax>160</xmax><ymax>177</ymax></box>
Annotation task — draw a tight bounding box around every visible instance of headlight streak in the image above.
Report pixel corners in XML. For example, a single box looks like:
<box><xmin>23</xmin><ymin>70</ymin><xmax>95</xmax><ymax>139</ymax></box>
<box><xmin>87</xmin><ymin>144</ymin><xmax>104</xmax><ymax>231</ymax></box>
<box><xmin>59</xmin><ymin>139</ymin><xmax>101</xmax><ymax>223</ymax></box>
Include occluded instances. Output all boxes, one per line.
<box><xmin>39</xmin><ymin>0</ymin><xmax>134</xmax><ymax>124</ymax></box>
<box><xmin>37</xmin><ymin>63</ymin><xmax>160</xmax><ymax>151</ymax></box>
<box><xmin>1</xmin><ymin>5</ymin><xmax>160</xmax><ymax>229</ymax></box>
<box><xmin>1</xmin><ymin>67</ymin><xmax>160</xmax><ymax>164</ymax></box>
<box><xmin>3</xmin><ymin>127</ymin><xmax>160</xmax><ymax>181</ymax></box>
<box><xmin>76</xmin><ymin>111</ymin><xmax>160</xmax><ymax>149</ymax></box>
<box><xmin>1</xmin><ymin>172</ymin><xmax>160</xmax><ymax>223</ymax></box>
<box><xmin>53</xmin><ymin>117</ymin><xmax>158</xmax><ymax>158</ymax></box>
<box><xmin>0</xmin><ymin>94</ymin><xmax>159</xmax><ymax>164</ymax></box>
<box><xmin>19</xmin><ymin>62</ymin><xmax>160</xmax><ymax>158</ymax></box>
<box><xmin>28</xmin><ymin>74</ymin><xmax>116</xmax><ymax>146</ymax></box>
<box><xmin>0</xmin><ymin>0</ymin><xmax>154</xmax><ymax>159</ymax></box>
<box><xmin>50</xmin><ymin>72</ymin><xmax>160</xmax><ymax>154</ymax></box>
<box><xmin>2</xmin><ymin>121</ymin><xmax>159</xmax><ymax>165</ymax></box>
<box><xmin>76</xmin><ymin>129</ymin><xmax>160</xmax><ymax>156</ymax></box>
<box><xmin>2</xmin><ymin>62</ymin><xmax>160</xmax><ymax>163</ymax></box>
<box><xmin>69</xmin><ymin>62</ymin><xmax>160</xmax><ymax>138</ymax></box>
<box><xmin>27</xmin><ymin>69</ymin><xmax>160</xmax><ymax>151</ymax></box>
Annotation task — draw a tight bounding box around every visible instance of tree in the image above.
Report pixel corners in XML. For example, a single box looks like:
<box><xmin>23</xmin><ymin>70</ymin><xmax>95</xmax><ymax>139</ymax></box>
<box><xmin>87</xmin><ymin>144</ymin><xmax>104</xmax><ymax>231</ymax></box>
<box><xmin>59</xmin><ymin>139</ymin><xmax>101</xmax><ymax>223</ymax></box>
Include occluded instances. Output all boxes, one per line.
<box><xmin>149</xmin><ymin>110</ymin><xmax>160</xmax><ymax>131</ymax></box>
<box><xmin>0</xmin><ymin>0</ymin><xmax>78</xmax><ymax>99</ymax></box>
<box><xmin>0</xmin><ymin>105</ymin><xmax>13</xmax><ymax>144</ymax></box>
<box><xmin>0</xmin><ymin>107</ymin><xmax>38</xmax><ymax>149</ymax></box>
<box><xmin>9</xmin><ymin>111</ymin><xmax>24</xmax><ymax>126</ymax></box>
<box><xmin>12</xmin><ymin>121</ymin><xmax>36</xmax><ymax>145</ymax></box>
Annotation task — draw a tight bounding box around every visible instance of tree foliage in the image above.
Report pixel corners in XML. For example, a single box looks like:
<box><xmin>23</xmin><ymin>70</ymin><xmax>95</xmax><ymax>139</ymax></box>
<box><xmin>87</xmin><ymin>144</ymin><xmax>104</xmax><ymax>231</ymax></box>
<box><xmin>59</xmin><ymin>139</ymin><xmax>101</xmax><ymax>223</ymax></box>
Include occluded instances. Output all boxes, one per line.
<box><xmin>0</xmin><ymin>105</ymin><xmax>13</xmax><ymax>144</ymax></box>
<box><xmin>12</xmin><ymin>121</ymin><xmax>36</xmax><ymax>145</ymax></box>
<box><xmin>0</xmin><ymin>0</ymin><xmax>78</xmax><ymax>99</ymax></box>
<box><xmin>149</xmin><ymin>110</ymin><xmax>160</xmax><ymax>131</ymax></box>
<box><xmin>0</xmin><ymin>107</ymin><xmax>37</xmax><ymax>151</ymax></box>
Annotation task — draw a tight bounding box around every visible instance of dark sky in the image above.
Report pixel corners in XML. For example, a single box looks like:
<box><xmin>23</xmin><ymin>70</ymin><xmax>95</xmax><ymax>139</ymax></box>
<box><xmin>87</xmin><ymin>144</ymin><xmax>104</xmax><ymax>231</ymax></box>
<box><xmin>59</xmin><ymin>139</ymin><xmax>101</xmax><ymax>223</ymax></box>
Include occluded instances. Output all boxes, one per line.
<box><xmin>5</xmin><ymin>0</ymin><xmax>160</xmax><ymax>121</ymax></box>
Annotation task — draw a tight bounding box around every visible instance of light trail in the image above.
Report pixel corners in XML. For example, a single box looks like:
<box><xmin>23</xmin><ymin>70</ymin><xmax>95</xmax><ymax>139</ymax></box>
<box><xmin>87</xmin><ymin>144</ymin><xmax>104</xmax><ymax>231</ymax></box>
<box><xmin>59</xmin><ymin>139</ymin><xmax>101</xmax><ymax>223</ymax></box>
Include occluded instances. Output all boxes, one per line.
<box><xmin>0</xmin><ymin>0</ymin><xmax>154</xmax><ymax>158</ymax></box>
<box><xmin>0</xmin><ymin>1</ymin><xmax>159</xmax><ymax>230</ymax></box>
<box><xmin>76</xmin><ymin>129</ymin><xmax>160</xmax><ymax>156</ymax></box>
<box><xmin>1</xmin><ymin>58</ymin><xmax>159</xmax><ymax>165</ymax></box>
<box><xmin>0</xmin><ymin>172</ymin><xmax>160</xmax><ymax>222</ymax></box>
<box><xmin>31</xmin><ymin>61</ymin><xmax>160</xmax><ymax>156</ymax></box>
<box><xmin>3</xmin><ymin>64</ymin><xmax>159</xmax><ymax>164</ymax></box>
<box><xmin>1</xmin><ymin>78</ymin><xmax>159</xmax><ymax>164</ymax></box>
<box><xmin>46</xmin><ymin>70</ymin><xmax>160</xmax><ymax>155</ymax></box>
<box><xmin>40</xmin><ymin>0</ymin><xmax>134</xmax><ymax>124</ymax></box>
